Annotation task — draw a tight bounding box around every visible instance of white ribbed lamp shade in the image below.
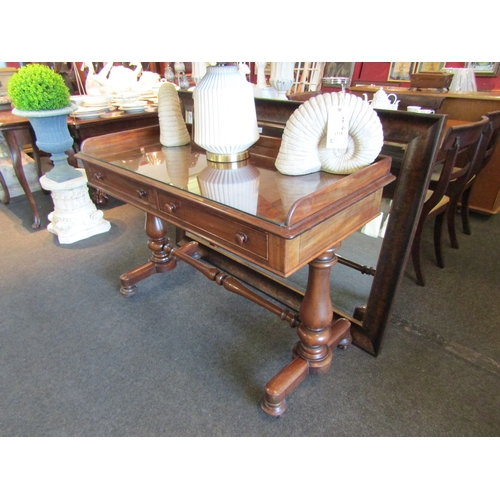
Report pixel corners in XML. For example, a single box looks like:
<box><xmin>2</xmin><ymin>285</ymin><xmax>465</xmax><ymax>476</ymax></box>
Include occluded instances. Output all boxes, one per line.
<box><xmin>194</xmin><ymin>64</ymin><xmax>259</xmax><ymax>161</ymax></box>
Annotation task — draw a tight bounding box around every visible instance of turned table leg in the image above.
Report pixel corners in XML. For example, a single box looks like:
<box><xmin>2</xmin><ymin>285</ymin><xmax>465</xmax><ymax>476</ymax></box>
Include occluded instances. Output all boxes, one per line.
<box><xmin>119</xmin><ymin>213</ymin><xmax>176</xmax><ymax>297</ymax></box>
<box><xmin>261</xmin><ymin>247</ymin><xmax>351</xmax><ymax>416</ymax></box>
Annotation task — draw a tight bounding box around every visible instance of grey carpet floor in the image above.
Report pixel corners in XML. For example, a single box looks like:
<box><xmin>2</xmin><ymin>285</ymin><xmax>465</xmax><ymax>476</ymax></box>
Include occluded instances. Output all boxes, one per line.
<box><xmin>1</xmin><ymin>188</ymin><xmax>499</xmax><ymax>436</ymax></box>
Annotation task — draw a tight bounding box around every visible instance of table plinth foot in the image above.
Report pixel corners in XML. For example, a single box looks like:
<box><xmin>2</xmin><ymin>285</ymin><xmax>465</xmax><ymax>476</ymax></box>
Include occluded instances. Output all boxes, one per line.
<box><xmin>328</xmin><ymin>317</ymin><xmax>352</xmax><ymax>350</ymax></box>
<box><xmin>119</xmin><ymin>258</ymin><xmax>177</xmax><ymax>297</ymax></box>
<box><xmin>90</xmin><ymin>187</ymin><xmax>109</xmax><ymax>207</ymax></box>
<box><xmin>261</xmin><ymin>398</ymin><xmax>287</xmax><ymax>417</ymax></box>
<box><xmin>337</xmin><ymin>335</ymin><xmax>352</xmax><ymax>350</ymax></box>
<box><xmin>262</xmin><ymin>357</ymin><xmax>309</xmax><ymax>417</ymax></box>
<box><xmin>120</xmin><ymin>284</ymin><xmax>138</xmax><ymax>297</ymax></box>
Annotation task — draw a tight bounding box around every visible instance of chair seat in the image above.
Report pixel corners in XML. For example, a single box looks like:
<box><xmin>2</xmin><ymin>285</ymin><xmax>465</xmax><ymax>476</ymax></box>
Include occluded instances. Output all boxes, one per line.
<box><xmin>426</xmin><ymin>191</ymin><xmax>450</xmax><ymax>214</ymax></box>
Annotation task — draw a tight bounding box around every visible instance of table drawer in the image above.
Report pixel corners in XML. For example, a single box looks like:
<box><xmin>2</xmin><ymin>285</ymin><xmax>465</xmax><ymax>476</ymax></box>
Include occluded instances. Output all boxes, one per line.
<box><xmin>86</xmin><ymin>164</ymin><xmax>158</xmax><ymax>210</ymax></box>
<box><xmin>157</xmin><ymin>191</ymin><xmax>269</xmax><ymax>260</ymax></box>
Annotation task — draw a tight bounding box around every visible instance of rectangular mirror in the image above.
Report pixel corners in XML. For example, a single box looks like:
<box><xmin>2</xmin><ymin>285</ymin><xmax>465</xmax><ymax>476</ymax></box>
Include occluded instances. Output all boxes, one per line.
<box><xmin>178</xmin><ymin>92</ymin><xmax>446</xmax><ymax>355</ymax></box>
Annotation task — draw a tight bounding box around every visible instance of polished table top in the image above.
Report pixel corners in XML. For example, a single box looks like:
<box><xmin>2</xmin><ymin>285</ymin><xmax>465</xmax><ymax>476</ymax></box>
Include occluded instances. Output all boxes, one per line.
<box><xmin>0</xmin><ymin>109</ymin><xmax>31</xmax><ymax>128</ymax></box>
<box><xmin>78</xmin><ymin>126</ymin><xmax>393</xmax><ymax>234</ymax></box>
<box><xmin>85</xmin><ymin>143</ymin><xmax>377</xmax><ymax>227</ymax></box>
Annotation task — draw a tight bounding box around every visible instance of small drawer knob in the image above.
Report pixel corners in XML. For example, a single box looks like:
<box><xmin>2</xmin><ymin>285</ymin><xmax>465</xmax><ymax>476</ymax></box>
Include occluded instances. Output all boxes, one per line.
<box><xmin>234</xmin><ymin>232</ymin><xmax>248</xmax><ymax>245</ymax></box>
<box><xmin>93</xmin><ymin>172</ymin><xmax>104</xmax><ymax>181</ymax></box>
<box><xmin>136</xmin><ymin>189</ymin><xmax>147</xmax><ymax>198</ymax></box>
<box><xmin>164</xmin><ymin>202</ymin><xmax>177</xmax><ymax>214</ymax></box>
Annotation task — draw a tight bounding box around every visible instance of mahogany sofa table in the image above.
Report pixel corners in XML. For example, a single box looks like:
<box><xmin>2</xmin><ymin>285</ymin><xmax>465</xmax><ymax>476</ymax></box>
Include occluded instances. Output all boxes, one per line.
<box><xmin>76</xmin><ymin>125</ymin><xmax>393</xmax><ymax>416</ymax></box>
<box><xmin>0</xmin><ymin>110</ymin><xmax>43</xmax><ymax>228</ymax></box>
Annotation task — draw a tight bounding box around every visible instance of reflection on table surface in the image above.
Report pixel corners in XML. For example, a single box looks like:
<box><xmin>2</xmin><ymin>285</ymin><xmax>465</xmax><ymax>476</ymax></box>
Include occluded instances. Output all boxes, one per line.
<box><xmin>92</xmin><ymin>142</ymin><xmax>357</xmax><ymax>227</ymax></box>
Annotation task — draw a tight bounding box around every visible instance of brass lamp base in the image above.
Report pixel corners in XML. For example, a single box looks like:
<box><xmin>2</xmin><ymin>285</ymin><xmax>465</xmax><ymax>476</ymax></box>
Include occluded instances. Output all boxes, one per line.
<box><xmin>205</xmin><ymin>150</ymin><xmax>249</xmax><ymax>165</ymax></box>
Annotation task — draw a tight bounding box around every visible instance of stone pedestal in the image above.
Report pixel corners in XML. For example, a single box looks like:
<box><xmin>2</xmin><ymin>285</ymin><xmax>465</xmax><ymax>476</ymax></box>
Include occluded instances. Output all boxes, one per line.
<box><xmin>40</xmin><ymin>168</ymin><xmax>111</xmax><ymax>244</ymax></box>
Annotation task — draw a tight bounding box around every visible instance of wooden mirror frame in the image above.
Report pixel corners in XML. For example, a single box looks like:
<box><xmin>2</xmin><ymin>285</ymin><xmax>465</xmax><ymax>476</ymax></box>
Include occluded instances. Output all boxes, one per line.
<box><xmin>177</xmin><ymin>92</ymin><xmax>446</xmax><ymax>356</ymax></box>
<box><xmin>352</xmin><ymin>110</ymin><xmax>445</xmax><ymax>354</ymax></box>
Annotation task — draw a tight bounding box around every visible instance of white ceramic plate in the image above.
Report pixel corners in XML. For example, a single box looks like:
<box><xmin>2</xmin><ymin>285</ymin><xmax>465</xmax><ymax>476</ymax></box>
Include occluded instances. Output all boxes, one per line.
<box><xmin>120</xmin><ymin>100</ymin><xmax>148</xmax><ymax>109</ymax></box>
<box><xmin>81</xmin><ymin>98</ymin><xmax>110</xmax><ymax>107</ymax></box>
<box><xmin>72</xmin><ymin>112</ymin><xmax>103</xmax><ymax>120</ymax></box>
<box><xmin>119</xmin><ymin>106</ymin><xmax>147</xmax><ymax>113</ymax></box>
<box><xmin>74</xmin><ymin>105</ymin><xmax>109</xmax><ymax>114</ymax></box>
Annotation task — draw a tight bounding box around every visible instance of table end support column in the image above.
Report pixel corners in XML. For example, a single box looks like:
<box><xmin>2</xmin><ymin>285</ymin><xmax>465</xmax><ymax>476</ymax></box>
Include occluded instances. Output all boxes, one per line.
<box><xmin>119</xmin><ymin>213</ymin><xmax>176</xmax><ymax>297</ymax></box>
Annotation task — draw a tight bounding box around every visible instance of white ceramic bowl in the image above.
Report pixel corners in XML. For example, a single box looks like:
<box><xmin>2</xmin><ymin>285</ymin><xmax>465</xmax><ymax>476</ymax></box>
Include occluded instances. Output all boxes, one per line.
<box><xmin>120</xmin><ymin>92</ymin><xmax>140</xmax><ymax>104</ymax></box>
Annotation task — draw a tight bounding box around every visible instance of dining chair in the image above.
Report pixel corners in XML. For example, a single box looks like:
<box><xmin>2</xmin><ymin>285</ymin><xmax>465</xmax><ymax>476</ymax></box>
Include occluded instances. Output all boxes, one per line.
<box><xmin>411</xmin><ymin>116</ymin><xmax>489</xmax><ymax>286</ymax></box>
<box><xmin>460</xmin><ymin>110</ymin><xmax>500</xmax><ymax>236</ymax></box>
<box><xmin>432</xmin><ymin>116</ymin><xmax>490</xmax><ymax>251</ymax></box>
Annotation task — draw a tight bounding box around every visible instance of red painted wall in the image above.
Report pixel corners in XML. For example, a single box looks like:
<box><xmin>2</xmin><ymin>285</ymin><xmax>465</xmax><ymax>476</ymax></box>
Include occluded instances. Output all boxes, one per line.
<box><xmin>353</xmin><ymin>62</ymin><xmax>500</xmax><ymax>91</ymax></box>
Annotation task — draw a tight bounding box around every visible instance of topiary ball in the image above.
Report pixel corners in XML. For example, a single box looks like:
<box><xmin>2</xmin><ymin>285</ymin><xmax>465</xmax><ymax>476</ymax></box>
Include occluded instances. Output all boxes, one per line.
<box><xmin>8</xmin><ymin>64</ymin><xmax>71</xmax><ymax>111</ymax></box>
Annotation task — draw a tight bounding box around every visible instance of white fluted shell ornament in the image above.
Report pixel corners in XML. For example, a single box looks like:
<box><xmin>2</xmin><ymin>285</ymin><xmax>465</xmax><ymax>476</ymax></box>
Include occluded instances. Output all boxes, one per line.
<box><xmin>275</xmin><ymin>92</ymin><xmax>384</xmax><ymax>176</ymax></box>
<box><xmin>157</xmin><ymin>82</ymin><xmax>191</xmax><ymax>147</ymax></box>
<box><xmin>194</xmin><ymin>64</ymin><xmax>259</xmax><ymax>161</ymax></box>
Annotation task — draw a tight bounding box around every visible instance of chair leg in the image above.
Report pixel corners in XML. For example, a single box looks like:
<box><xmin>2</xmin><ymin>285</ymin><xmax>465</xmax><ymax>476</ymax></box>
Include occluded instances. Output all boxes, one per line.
<box><xmin>461</xmin><ymin>185</ymin><xmax>473</xmax><ymax>236</ymax></box>
<box><xmin>411</xmin><ymin>221</ymin><xmax>426</xmax><ymax>287</ymax></box>
<box><xmin>447</xmin><ymin>198</ymin><xmax>460</xmax><ymax>249</ymax></box>
<box><xmin>434</xmin><ymin>210</ymin><xmax>446</xmax><ymax>269</ymax></box>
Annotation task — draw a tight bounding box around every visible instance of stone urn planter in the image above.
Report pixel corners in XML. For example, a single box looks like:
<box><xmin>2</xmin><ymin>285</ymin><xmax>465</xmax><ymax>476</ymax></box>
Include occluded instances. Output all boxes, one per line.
<box><xmin>12</xmin><ymin>104</ymin><xmax>81</xmax><ymax>183</ymax></box>
<box><xmin>8</xmin><ymin>64</ymin><xmax>109</xmax><ymax>241</ymax></box>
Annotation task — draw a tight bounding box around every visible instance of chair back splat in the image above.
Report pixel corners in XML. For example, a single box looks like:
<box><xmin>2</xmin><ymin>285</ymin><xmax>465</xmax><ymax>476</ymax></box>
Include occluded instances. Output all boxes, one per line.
<box><xmin>460</xmin><ymin>110</ymin><xmax>500</xmax><ymax>235</ymax></box>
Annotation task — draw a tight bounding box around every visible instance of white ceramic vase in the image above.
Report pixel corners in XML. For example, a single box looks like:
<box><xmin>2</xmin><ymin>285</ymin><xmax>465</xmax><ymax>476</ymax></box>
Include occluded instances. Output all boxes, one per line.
<box><xmin>193</xmin><ymin>64</ymin><xmax>259</xmax><ymax>160</ymax></box>
<box><xmin>256</xmin><ymin>62</ymin><xmax>267</xmax><ymax>89</ymax></box>
<box><xmin>270</xmin><ymin>62</ymin><xmax>295</xmax><ymax>100</ymax></box>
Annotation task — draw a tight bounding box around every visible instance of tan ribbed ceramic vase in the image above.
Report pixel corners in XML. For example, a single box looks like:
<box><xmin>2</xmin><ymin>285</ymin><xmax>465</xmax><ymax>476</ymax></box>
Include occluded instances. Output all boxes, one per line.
<box><xmin>157</xmin><ymin>82</ymin><xmax>191</xmax><ymax>147</ymax></box>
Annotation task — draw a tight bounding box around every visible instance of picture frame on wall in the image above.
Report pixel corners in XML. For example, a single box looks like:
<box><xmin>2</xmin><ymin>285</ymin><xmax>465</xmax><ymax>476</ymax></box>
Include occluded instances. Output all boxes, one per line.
<box><xmin>324</xmin><ymin>62</ymin><xmax>355</xmax><ymax>79</ymax></box>
<box><xmin>465</xmin><ymin>62</ymin><xmax>500</xmax><ymax>77</ymax></box>
<box><xmin>416</xmin><ymin>62</ymin><xmax>445</xmax><ymax>73</ymax></box>
<box><xmin>387</xmin><ymin>62</ymin><xmax>416</xmax><ymax>82</ymax></box>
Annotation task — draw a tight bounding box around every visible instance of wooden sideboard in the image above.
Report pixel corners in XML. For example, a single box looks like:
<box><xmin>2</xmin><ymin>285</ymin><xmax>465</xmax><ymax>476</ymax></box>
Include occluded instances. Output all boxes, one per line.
<box><xmin>350</xmin><ymin>86</ymin><xmax>500</xmax><ymax>214</ymax></box>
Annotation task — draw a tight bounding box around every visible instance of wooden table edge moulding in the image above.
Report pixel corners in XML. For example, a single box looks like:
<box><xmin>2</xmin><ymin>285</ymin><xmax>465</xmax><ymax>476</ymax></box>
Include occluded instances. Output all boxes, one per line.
<box><xmin>76</xmin><ymin>125</ymin><xmax>394</xmax><ymax>416</ymax></box>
